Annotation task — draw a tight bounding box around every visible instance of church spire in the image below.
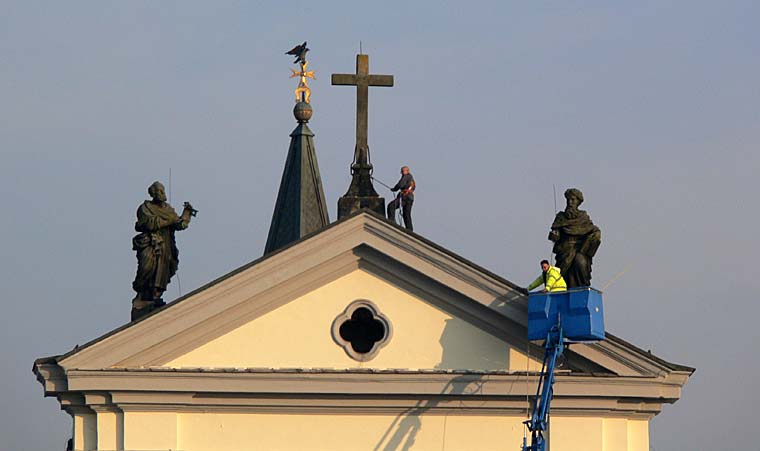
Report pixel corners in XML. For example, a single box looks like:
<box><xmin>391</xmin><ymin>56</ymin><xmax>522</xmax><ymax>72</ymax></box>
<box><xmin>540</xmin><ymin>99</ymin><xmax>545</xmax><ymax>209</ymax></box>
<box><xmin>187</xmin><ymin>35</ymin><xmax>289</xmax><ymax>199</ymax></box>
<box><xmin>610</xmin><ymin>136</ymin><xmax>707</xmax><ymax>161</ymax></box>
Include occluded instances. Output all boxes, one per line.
<box><xmin>264</xmin><ymin>44</ymin><xmax>329</xmax><ymax>255</ymax></box>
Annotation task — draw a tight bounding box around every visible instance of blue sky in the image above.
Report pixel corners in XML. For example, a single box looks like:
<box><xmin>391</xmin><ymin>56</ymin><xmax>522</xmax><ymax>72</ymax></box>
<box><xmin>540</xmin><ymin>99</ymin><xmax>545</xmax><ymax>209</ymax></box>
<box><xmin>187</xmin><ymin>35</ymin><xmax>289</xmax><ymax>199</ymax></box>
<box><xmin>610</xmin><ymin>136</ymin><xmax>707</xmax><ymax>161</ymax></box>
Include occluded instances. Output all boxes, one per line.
<box><xmin>1</xmin><ymin>1</ymin><xmax>759</xmax><ymax>450</ymax></box>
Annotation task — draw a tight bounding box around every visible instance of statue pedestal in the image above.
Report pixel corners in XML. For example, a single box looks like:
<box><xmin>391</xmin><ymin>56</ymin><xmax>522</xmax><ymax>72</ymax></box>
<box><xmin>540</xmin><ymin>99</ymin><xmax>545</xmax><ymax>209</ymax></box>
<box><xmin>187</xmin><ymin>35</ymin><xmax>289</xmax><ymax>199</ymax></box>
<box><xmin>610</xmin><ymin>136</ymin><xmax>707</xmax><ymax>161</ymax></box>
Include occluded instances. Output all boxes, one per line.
<box><xmin>131</xmin><ymin>298</ymin><xmax>165</xmax><ymax>321</ymax></box>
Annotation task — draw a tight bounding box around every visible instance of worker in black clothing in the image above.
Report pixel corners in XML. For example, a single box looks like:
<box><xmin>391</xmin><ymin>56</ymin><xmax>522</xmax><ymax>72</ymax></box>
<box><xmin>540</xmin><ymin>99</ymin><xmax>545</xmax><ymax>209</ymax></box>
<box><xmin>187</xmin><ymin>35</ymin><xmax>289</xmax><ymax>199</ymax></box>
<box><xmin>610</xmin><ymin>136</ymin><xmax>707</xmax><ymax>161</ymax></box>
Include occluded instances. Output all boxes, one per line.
<box><xmin>387</xmin><ymin>166</ymin><xmax>415</xmax><ymax>231</ymax></box>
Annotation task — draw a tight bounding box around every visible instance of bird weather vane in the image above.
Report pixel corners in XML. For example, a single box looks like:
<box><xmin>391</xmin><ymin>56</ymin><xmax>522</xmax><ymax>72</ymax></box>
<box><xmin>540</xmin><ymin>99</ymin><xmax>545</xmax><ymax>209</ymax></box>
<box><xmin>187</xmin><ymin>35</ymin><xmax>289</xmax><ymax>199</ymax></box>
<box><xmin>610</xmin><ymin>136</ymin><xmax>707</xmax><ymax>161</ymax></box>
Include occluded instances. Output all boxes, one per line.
<box><xmin>286</xmin><ymin>41</ymin><xmax>315</xmax><ymax>103</ymax></box>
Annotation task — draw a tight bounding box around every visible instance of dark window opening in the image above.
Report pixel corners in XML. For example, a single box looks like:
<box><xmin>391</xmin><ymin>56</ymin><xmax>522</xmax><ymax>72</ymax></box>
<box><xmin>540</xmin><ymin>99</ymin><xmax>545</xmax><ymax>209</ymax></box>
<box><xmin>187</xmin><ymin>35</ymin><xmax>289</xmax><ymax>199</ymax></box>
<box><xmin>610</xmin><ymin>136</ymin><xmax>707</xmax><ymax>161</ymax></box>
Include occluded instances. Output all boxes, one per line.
<box><xmin>338</xmin><ymin>307</ymin><xmax>386</xmax><ymax>354</ymax></box>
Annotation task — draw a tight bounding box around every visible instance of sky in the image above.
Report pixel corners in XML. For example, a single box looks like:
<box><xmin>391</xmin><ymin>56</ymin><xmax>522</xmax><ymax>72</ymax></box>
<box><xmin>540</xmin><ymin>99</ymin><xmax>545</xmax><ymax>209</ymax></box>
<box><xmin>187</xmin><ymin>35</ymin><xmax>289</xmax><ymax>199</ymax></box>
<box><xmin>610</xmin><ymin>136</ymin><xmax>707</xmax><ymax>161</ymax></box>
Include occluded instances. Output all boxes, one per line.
<box><xmin>1</xmin><ymin>1</ymin><xmax>758</xmax><ymax>450</ymax></box>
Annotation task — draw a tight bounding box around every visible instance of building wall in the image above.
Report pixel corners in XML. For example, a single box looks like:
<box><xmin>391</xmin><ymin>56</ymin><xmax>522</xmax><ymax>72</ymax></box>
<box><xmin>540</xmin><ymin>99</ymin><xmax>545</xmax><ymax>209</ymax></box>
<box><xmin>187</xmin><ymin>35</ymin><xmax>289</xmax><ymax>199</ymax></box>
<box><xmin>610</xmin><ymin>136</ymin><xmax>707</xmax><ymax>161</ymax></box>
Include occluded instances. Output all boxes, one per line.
<box><xmin>72</xmin><ymin>410</ymin><xmax>649</xmax><ymax>451</ymax></box>
<box><xmin>550</xmin><ymin>417</ymin><xmax>649</xmax><ymax>451</ymax></box>
<box><xmin>165</xmin><ymin>269</ymin><xmax>543</xmax><ymax>372</ymax></box>
<box><xmin>66</xmin><ymin>271</ymin><xmax>651</xmax><ymax>450</ymax></box>
<box><xmin>72</xmin><ymin>413</ymin><xmax>96</xmax><ymax>451</ymax></box>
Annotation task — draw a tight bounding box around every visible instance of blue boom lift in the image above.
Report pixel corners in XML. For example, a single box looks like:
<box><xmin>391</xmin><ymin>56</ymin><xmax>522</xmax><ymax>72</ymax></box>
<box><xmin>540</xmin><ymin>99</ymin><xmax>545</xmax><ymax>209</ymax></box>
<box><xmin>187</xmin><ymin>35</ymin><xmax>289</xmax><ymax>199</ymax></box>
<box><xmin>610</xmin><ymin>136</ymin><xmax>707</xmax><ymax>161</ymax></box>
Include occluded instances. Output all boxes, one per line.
<box><xmin>522</xmin><ymin>287</ymin><xmax>605</xmax><ymax>451</ymax></box>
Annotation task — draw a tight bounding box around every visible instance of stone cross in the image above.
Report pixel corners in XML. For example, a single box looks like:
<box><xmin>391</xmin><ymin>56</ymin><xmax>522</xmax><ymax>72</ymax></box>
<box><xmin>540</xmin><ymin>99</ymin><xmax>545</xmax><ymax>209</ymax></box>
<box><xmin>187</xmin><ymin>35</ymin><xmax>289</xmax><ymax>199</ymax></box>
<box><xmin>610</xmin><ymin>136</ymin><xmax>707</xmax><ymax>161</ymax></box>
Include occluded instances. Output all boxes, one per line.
<box><xmin>331</xmin><ymin>54</ymin><xmax>394</xmax><ymax>164</ymax></box>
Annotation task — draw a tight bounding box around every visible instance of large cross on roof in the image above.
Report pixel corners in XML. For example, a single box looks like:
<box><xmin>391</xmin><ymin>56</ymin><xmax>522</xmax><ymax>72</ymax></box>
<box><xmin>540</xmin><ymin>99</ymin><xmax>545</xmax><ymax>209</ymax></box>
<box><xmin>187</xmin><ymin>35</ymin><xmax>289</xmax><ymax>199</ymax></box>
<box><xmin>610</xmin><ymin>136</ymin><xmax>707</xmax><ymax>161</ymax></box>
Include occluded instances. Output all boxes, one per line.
<box><xmin>332</xmin><ymin>53</ymin><xmax>394</xmax><ymax>219</ymax></box>
<box><xmin>331</xmin><ymin>54</ymin><xmax>394</xmax><ymax>165</ymax></box>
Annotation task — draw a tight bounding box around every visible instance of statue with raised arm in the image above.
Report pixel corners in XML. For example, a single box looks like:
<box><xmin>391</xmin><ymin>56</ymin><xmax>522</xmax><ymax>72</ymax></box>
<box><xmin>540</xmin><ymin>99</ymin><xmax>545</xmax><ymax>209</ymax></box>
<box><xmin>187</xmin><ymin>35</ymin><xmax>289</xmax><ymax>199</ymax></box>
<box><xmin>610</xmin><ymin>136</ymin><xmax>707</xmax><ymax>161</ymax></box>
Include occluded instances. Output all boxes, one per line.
<box><xmin>131</xmin><ymin>181</ymin><xmax>196</xmax><ymax>320</ymax></box>
<box><xmin>548</xmin><ymin>188</ymin><xmax>601</xmax><ymax>288</ymax></box>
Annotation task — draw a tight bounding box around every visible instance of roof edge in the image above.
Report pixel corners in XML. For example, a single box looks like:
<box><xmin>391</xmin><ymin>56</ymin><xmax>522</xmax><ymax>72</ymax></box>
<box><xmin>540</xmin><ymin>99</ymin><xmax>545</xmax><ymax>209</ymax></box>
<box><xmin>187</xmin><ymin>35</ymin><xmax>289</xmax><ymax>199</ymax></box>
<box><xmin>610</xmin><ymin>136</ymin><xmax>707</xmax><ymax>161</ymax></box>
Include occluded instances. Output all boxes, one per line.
<box><xmin>604</xmin><ymin>333</ymin><xmax>695</xmax><ymax>374</ymax></box>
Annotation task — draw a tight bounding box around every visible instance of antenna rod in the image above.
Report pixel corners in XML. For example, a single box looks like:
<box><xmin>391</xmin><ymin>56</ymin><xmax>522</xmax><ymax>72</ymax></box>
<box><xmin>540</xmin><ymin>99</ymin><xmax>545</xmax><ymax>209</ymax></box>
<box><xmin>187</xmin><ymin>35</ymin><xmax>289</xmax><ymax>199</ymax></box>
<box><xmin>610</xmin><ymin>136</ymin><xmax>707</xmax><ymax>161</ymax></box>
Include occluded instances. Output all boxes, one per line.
<box><xmin>169</xmin><ymin>167</ymin><xmax>183</xmax><ymax>297</ymax></box>
<box><xmin>552</xmin><ymin>184</ymin><xmax>557</xmax><ymax>214</ymax></box>
<box><xmin>549</xmin><ymin>184</ymin><xmax>558</xmax><ymax>263</ymax></box>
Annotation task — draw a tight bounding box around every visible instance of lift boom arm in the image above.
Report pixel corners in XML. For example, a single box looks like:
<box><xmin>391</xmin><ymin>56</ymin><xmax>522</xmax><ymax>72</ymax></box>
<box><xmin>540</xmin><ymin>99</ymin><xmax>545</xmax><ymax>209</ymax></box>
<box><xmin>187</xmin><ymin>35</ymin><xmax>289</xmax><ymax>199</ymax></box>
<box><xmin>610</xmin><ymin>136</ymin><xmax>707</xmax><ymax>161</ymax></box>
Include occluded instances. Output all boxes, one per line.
<box><xmin>522</xmin><ymin>324</ymin><xmax>565</xmax><ymax>451</ymax></box>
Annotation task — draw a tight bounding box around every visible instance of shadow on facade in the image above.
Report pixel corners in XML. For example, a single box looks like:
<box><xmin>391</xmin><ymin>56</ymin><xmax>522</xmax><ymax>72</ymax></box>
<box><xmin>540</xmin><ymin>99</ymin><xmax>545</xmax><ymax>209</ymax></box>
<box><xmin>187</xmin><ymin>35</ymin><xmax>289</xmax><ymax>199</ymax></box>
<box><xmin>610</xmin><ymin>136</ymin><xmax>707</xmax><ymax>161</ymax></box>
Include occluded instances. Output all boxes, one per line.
<box><xmin>436</xmin><ymin>317</ymin><xmax>510</xmax><ymax>370</ymax></box>
<box><xmin>372</xmin><ymin>375</ymin><xmax>485</xmax><ymax>451</ymax></box>
<box><xmin>487</xmin><ymin>291</ymin><xmax>527</xmax><ymax>318</ymax></box>
<box><xmin>375</xmin><ymin>307</ymin><xmax>522</xmax><ymax>450</ymax></box>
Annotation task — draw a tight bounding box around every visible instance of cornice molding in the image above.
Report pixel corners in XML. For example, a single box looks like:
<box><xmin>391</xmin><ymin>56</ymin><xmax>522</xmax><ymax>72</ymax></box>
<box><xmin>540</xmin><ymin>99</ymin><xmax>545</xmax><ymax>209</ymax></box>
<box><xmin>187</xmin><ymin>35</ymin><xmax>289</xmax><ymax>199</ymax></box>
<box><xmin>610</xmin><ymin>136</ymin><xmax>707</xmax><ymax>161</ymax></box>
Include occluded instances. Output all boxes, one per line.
<box><xmin>39</xmin><ymin>368</ymin><xmax>687</xmax><ymax>419</ymax></box>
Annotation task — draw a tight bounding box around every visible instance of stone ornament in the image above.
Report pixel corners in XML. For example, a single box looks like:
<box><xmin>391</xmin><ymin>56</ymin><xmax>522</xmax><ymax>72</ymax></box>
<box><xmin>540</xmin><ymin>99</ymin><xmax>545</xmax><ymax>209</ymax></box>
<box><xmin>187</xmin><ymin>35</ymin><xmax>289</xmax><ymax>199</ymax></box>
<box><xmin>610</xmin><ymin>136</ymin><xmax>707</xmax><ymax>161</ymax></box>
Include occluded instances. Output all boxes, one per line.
<box><xmin>549</xmin><ymin>188</ymin><xmax>601</xmax><ymax>288</ymax></box>
<box><xmin>287</xmin><ymin>41</ymin><xmax>316</xmax><ymax>104</ymax></box>
<box><xmin>131</xmin><ymin>181</ymin><xmax>195</xmax><ymax>320</ymax></box>
<box><xmin>331</xmin><ymin>300</ymin><xmax>392</xmax><ymax>362</ymax></box>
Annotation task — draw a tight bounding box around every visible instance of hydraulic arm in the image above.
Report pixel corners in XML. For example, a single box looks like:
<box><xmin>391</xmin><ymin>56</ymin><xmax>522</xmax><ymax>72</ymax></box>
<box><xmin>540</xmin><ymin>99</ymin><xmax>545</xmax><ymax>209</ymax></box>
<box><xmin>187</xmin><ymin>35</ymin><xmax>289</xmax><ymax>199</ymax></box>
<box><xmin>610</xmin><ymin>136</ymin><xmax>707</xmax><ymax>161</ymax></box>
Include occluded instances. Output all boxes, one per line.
<box><xmin>522</xmin><ymin>288</ymin><xmax>604</xmax><ymax>451</ymax></box>
<box><xmin>522</xmin><ymin>324</ymin><xmax>565</xmax><ymax>451</ymax></box>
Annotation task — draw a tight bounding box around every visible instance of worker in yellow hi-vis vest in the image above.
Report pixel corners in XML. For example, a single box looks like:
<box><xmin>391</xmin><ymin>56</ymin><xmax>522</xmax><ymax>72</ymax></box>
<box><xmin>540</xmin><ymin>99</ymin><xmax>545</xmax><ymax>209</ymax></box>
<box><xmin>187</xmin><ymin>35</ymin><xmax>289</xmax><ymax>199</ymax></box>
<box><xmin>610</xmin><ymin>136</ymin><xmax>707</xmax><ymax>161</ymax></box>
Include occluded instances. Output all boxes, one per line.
<box><xmin>527</xmin><ymin>259</ymin><xmax>568</xmax><ymax>293</ymax></box>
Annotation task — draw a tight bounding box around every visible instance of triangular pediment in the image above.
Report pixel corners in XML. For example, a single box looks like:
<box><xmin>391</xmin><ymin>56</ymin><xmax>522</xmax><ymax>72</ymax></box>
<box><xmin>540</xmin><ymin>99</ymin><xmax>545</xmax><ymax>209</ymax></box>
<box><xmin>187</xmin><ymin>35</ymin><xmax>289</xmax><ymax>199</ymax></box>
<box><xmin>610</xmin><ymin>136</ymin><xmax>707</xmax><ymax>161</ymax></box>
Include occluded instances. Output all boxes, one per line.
<box><xmin>50</xmin><ymin>212</ymin><xmax>691</xmax><ymax>380</ymax></box>
<box><xmin>162</xmin><ymin>268</ymin><xmax>542</xmax><ymax>372</ymax></box>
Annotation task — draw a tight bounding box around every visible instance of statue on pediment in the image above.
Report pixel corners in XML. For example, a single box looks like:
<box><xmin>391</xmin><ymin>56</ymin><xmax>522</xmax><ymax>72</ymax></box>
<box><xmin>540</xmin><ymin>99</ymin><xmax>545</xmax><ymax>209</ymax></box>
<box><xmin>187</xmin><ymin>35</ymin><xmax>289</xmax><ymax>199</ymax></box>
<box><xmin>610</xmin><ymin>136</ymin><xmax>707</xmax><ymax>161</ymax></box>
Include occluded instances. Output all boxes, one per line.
<box><xmin>131</xmin><ymin>181</ymin><xmax>196</xmax><ymax>320</ymax></box>
<box><xmin>549</xmin><ymin>188</ymin><xmax>601</xmax><ymax>288</ymax></box>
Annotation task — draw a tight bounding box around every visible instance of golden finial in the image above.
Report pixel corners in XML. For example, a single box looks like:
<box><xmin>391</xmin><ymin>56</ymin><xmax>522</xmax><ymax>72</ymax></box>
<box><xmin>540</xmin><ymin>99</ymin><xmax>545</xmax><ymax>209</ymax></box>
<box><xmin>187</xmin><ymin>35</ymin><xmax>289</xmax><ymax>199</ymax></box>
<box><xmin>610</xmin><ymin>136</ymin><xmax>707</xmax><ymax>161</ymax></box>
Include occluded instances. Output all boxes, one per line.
<box><xmin>291</xmin><ymin>60</ymin><xmax>316</xmax><ymax>104</ymax></box>
<box><xmin>286</xmin><ymin>41</ymin><xmax>315</xmax><ymax>104</ymax></box>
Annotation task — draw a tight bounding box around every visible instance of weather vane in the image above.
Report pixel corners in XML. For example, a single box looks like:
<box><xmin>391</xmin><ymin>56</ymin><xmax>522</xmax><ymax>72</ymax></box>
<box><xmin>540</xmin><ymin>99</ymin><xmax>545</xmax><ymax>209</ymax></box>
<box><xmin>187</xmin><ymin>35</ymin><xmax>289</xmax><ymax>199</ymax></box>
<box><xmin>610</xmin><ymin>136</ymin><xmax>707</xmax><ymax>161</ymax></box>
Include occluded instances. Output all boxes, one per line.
<box><xmin>286</xmin><ymin>41</ymin><xmax>315</xmax><ymax>104</ymax></box>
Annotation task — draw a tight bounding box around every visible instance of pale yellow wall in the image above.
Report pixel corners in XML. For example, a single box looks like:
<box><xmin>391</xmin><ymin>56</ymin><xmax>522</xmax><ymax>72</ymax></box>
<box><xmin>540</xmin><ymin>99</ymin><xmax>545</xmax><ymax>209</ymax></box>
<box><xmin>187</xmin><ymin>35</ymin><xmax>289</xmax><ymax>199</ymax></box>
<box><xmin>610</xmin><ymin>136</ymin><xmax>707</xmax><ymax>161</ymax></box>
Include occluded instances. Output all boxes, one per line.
<box><xmin>123</xmin><ymin>411</ymin><xmax>177</xmax><ymax>451</ymax></box>
<box><xmin>626</xmin><ymin>420</ymin><xmax>649</xmax><ymax>451</ymax></box>
<box><xmin>550</xmin><ymin>417</ymin><xmax>649</xmax><ymax>451</ymax></box>
<box><xmin>95</xmin><ymin>411</ymin><xmax>122</xmax><ymax>450</ymax></box>
<box><xmin>603</xmin><ymin>418</ymin><xmax>628</xmax><ymax>450</ymax></box>
<box><xmin>70</xmin><ymin>411</ymin><xmax>649</xmax><ymax>451</ymax></box>
<box><xmin>73</xmin><ymin>413</ymin><xmax>96</xmax><ymax>451</ymax></box>
<box><xmin>510</xmin><ymin>347</ymin><xmax>544</xmax><ymax>373</ymax></box>
<box><xmin>166</xmin><ymin>269</ymin><xmax>542</xmax><ymax>372</ymax></box>
<box><xmin>177</xmin><ymin>412</ymin><xmax>526</xmax><ymax>451</ymax></box>
<box><xmin>84</xmin><ymin>270</ymin><xmax>651</xmax><ymax>450</ymax></box>
<box><xmin>551</xmin><ymin>417</ymin><xmax>604</xmax><ymax>451</ymax></box>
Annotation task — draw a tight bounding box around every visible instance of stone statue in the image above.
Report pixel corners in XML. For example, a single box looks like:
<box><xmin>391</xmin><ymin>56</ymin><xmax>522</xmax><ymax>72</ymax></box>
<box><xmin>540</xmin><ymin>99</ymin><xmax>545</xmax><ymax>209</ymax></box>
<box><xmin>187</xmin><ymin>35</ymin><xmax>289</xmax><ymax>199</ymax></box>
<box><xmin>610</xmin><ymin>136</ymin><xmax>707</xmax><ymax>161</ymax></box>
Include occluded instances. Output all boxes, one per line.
<box><xmin>548</xmin><ymin>188</ymin><xmax>601</xmax><ymax>288</ymax></box>
<box><xmin>131</xmin><ymin>181</ymin><xmax>196</xmax><ymax>320</ymax></box>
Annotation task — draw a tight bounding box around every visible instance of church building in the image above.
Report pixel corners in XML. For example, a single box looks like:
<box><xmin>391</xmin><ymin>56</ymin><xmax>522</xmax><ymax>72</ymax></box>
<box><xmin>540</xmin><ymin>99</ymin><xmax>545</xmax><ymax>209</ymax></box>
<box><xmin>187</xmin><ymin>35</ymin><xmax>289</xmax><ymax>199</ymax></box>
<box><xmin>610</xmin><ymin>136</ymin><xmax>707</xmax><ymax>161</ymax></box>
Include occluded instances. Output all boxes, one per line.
<box><xmin>33</xmin><ymin>52</ymin><xmax>693</xmax><ymax>451</ymax></box>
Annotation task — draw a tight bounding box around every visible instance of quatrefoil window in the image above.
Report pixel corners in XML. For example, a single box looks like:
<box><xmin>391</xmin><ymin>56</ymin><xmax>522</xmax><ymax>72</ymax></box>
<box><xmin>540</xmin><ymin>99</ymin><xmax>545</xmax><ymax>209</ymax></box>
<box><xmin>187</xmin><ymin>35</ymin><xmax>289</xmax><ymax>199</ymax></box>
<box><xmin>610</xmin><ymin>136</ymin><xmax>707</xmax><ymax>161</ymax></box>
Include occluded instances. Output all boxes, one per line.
<box><xmin>331</xmin><ymin>300</ymin><xmax>392</xmax><ymax>361</ymax></box>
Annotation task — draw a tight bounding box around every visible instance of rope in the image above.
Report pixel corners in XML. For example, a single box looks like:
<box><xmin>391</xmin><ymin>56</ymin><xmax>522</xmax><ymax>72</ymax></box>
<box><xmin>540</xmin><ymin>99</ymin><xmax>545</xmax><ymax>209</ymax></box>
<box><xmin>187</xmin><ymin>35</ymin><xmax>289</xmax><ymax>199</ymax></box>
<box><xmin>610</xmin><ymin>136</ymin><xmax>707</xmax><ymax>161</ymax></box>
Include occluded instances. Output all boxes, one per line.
<box><xmin>526</xmin><ymin>330</ymin><xmax>531</xmax><ymax>418</ymax></box>
<box><xmin>600</xmin><ymin>261</ymin><xmax>636</xmax><ymax>292</ymax></box>
<box><xmin>169</xmin><ymin>168</ymin><xmax>183</xmax><ymax>298</ymax></box>
<box><xmin>371</xmin><ymin>176</ymin><xmax>393</xmax><ymax>190</ymax></box>
<box><xmin>371</xmin><ymin>176</ymin><xmax>403</xmax><ymax>225</ymax></box>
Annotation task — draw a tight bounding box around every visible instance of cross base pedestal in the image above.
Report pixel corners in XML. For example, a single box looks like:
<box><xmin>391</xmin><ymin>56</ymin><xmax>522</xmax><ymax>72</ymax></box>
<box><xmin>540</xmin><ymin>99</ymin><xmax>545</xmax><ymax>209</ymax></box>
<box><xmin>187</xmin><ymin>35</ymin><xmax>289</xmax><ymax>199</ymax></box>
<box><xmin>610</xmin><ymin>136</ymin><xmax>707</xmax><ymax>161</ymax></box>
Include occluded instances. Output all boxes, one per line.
<box><xmin>338</xmin><ymin>163</ymin><xmax>385</xmax><ymax>219</ymax></box>
<box><xmin>338</xmin><ymin>195</ymin><xmax>385</xmax><ymax>219</ymax></box>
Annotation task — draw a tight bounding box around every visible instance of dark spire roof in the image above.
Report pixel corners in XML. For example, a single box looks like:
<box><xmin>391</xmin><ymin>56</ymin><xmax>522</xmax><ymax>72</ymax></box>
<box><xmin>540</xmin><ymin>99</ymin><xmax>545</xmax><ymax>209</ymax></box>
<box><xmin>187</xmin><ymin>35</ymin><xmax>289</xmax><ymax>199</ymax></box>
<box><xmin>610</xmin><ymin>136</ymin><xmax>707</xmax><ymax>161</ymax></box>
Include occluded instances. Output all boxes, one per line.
<box><xmin>264</xmin><ymin>102</ymin><xmax>329</xmax><ymax>254</ymax></box>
